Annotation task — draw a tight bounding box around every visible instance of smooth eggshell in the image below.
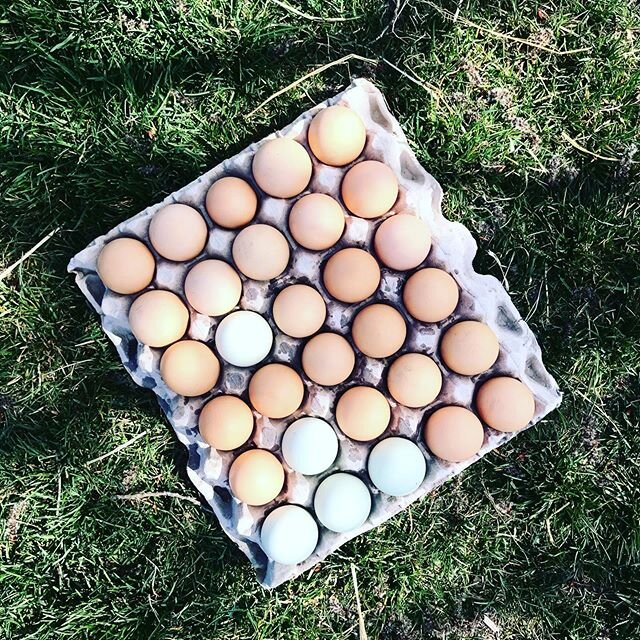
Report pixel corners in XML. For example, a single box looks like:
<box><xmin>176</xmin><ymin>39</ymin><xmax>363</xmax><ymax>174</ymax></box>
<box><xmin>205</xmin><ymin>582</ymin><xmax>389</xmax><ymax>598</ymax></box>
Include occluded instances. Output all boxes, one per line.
<box><xmin>260</xmin><ymin>505</ymin><xmax>318</xmax><ymax>564</ymax></box>
<box><xmin>301</xmin><ymin>333</ymin><xmax>355</xmax><ymax>386</ymax></box>
<box><xmin>248</xmin><ymin>364</ymin><xmax>304</xmax><ymax>419</ymax></box>
<box><xmin>476</xmin><ymin>376</ymin><xmax>535</xmax><ymax>432</ymax></box>
<box><xmin>159</xmin><ymin>340</ymin><xmax>220</xmax><ymax>397</ymax></box>
<box><xmin>205</xmin><ymin>176</ymin><xmax>257</xmax><ymax>229</ymax></box>
<box><xmin>214</xmin><ymin>310</ymin><xmax>273</xmax><ymax>367</ymax></box>
<box><xmin>128</xmin><ymin>289</ymin><xmax>189</xmax><ymax>347</ymax></box>
<box><xmin>184</xmin><ymin>259</ymin><xmax>242</xmax><ymax>316</ymax></box>
<box><xmin>341</xmin><ymin>160</ymin><xmax>398</xmax><ymax>219</ymax></box>
<box><xmin>232</xmin><ymin>224</ymin><xmax>290</xmax><ymax>281</ymax></box>
<box><xmin>229</xmin><ymin>449</ymin><xmax>285</xmax><ymax>506</ymax></box>
<box><xmin>403</xmin><ymin>268</ymin><xmax>459</xmax><ymax>323</ymax></box>
<box><xmin>281</xmin><ymin>417</ymin><xmax>338</xmax><ymax>475</ymax></box>
<box><xmin>272</xmin><ymin>284</ymin><xmax>326</xmax><ymax>338</ymax></box>
<box><xmin>307</xmin><ymin>105</ymin><xmax>366</xmax><ymax>166</ymax></box>
<box><xmin>322</xmin><ymin>248</ymin><xmax>380</xmax><ymax>303</ymax></box>
<box><xmin>374</xmin><ymin>213</ymin><xmax>431</xmax><ymax>271</ymax></box>
<box><xmin>252</xmin><ymin>138</ymin><xmax>312</xmax><ymax>198</ymax></box>
<box><xmin>97</xmin><ymin>237</ymin><xmax>155</xmax><ymax>295</ymax></box>
<box><xmin>314</xmin><ymin>473</ymin><xmax>371</xmax><ymax>533</ymax></box>
<box><xmin>424</xmin><ymin>406</ymin><xmax>484</xmax><ymax>462</ymax></box>
<box><xmin>387</xmin><ymin>353</ymin><xmax>442</xmax><ymax>408</ymax></box>
<box><xmin>367</xmin><ymin>437</ymin><xmax>426</xmax><ymax>497</ymax></box>
<box><xmin>351</xmin><ymin>304</ymin><xmax>406</xmax><ymax>358</ymax></box>
<box><xmin>288</xmin><ymin>193</ymin><xmax>345</xmax><ymax>251</ymax></box>
<box><xmin>198</xmin><ymin>395</ymin><xmax>254</xmax><ymax>450</ymax></box>
<box><xmin>440</xmin><ymin>320</ymin><xmax>499</xmax><ymax>376</ymax></box>
<box><xmin>336</xmin><ymin>386</ymin><xmax>390</xmax><ymax>442</ymax></box>
<box><xmin>148</xmin><ymin>203</ymin><xmax>208</xmax><ymax>261</ymax></box>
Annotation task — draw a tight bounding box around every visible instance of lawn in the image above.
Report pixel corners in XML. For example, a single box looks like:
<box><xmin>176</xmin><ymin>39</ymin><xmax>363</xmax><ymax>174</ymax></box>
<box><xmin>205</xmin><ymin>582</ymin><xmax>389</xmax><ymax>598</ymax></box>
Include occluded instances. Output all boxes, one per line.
<box><xmin>1</xmin><ymin>1</ymin><xmax>639</xmax><ymax>638</ymax></box>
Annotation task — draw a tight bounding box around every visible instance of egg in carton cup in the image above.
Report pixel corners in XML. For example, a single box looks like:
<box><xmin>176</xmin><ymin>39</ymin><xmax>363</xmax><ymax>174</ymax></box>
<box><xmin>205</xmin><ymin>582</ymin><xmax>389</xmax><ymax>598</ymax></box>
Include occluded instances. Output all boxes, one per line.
<box><xmin>68</xmin><ymin>79</ymin><xmax>562</xmax><ymax>588</ymax></box>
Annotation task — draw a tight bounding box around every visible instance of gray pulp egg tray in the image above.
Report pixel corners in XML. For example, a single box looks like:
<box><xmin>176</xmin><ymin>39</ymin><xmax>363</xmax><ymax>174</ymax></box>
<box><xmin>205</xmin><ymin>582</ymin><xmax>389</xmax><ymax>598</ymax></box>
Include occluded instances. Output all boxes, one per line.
<box><xmin>68</xmin><ymin>78</ymin><xmax>562</xmax><ymax>588</ymax></box>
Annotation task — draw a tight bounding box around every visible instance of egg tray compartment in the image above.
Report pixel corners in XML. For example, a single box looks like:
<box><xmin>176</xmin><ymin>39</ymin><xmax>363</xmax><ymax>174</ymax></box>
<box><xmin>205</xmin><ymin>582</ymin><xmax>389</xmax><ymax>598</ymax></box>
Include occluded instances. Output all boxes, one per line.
<box><xmin>68</xmin><ymin>78</ymin><xmax>562</xmax><ymax>588</ymax></box>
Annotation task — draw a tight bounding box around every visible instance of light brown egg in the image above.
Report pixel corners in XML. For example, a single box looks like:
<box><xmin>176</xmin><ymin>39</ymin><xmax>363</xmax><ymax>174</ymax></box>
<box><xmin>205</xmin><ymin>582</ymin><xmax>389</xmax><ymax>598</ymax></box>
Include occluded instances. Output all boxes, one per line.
<box><xmin>252</xmin><ymin>138</ymin><xmax>312</xmax><ymax>198</ymax></box>
<box><xmin>323</xmin><ymin>248</ymin><xmax>380</xmax><ymax>303</ymax></box>
<box><xmin>205</xmin><ymin>176</ymin><xmax>257</xmax><ymax>229</ymax></box>
<box><xmin>232</xmin><ymin>224</ymin><xmax>290</xmax><ymax>281</ymax></box>
<box><xmin>97</xmin><ymin>237</ymin><xmax>155</xmax><ymax>295</ymax></box>
<box><xmin>248</xmin><ymin>363</ymin><xmax>304</xmax><ymax>419</ymax></box>
<box><xmin>198</xmin><ymin>395</ymin><xmax>254</xmax><ymax>450</ymax></box>
<box><xmin>341</xmin><ymin>160</ymin><xmax>398</xmax><ymax>219</ymax></box>
<box><xmin>301</xmin><ymin>333</ymin><xmax>355</xmax><ymax>386</ymax></box>
<box><xmin>307</xmin><ymin>105</ymin><xmax>366</xmax><ymax>166</ymax></box>
<box><xmin>184</xmin><ymin>260</ymin><xmax>242</xmax><ymax>316</ymax></box>
<box><xmin>288</xmin><ymin>193</ymin><xmax>345</xmax><ymax>251</ymax></box>
<box><xmin>476</xmin><ymin>377</ymin><xmax>535</xmax><ymax>432</ymax></box>
<box><xmin>440</xmin><ymin>320</ymin><xmax>499</xmax><ymax>376</ymax></box>
<box><xmin>374</xmin><ymin>214</ymin><xmax>431</xmax><ymax>270</ymax></box>
<box><xmin>229</xmin><ymin>449</ymin><xmax>285</xmax><ymax>506</ymax></box>
<box><xmin>352</xmin><ymin>304</ymin><xmax>406</xmax><ymax>358</ymax></box>
<box><xmin>403</xmin><ymin>268</ymin><xmax>459</xmax><ymax>323</ymax></box>
<box><xmin>128</xmin><ymin>290</ymin><xmax>189</xmax><ymax>347</ymax></box>
<box><xmin>336</xmin><ymin>386</ymin><xmax>390</xmax><ymax>442</ymax></box>
<box><xmin>272</xmin><ymin>284</ymin><xmax>326</xmax><ymax>338</ymax></box>
<box><xmin>148</xmin><ymin>203</ymin><xmax>208</xmax><ymax>261</ymax></box>
<box><xmin>424</xmin><ymin>406</ymin><xmax>484</xmax><ymax>462</ymax></box>
<box><xmin>387</xmin><ymin>353</ymin><xmax>442</xmax><ymax>408</ymax></box>
<box><xmin>160</xmin><ymin>340</ymin><xmax>220</xmax><ymax>397</ymax></box>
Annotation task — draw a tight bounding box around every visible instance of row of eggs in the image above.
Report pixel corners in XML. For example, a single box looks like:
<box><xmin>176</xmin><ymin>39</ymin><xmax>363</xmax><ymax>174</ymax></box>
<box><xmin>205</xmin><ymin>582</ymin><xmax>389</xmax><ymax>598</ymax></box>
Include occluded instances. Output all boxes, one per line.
<box><xmin>97</xmin><ymin>209</ymin><xmax>432</xmax><ymax>304</ymax></box>
<box><xmin>120</xmin><ymin>292</ymin><xmax>505</xmax><ymax>402</ymax></box>
<box><xmin>227</xmin><ymin>373</ymin><xmax>534</xmax><ymax>566</ymax></box>
<box><xmin>206</xmin><ymin>374</ymin><xmax>534</xmax><ymax>483</ymax></box>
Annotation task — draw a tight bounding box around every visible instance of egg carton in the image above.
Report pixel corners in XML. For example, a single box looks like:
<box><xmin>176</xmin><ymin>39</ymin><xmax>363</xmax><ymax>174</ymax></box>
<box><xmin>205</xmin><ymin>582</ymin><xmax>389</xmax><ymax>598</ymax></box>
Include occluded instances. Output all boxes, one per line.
<box><xmin>68</xmin><ymin>78</ymin><xmax>562</xmax><ymax>588</ymax></box>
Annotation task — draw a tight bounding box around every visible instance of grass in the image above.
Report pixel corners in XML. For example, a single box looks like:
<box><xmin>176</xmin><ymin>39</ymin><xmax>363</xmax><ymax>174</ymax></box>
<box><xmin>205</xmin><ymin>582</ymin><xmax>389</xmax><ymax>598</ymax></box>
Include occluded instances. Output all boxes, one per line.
<box><xmin>1</xmin><ymin>0</ymin><xmax>639</xmax><ymax>638</ymax></box>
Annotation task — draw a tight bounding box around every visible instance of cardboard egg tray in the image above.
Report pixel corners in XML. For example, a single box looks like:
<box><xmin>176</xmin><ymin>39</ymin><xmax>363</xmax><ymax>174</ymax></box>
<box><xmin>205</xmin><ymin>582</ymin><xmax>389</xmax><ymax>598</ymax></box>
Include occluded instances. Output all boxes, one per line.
<box><xmin>68</xmin><ymin>79</ymin><xmax>562</xmax><ymax>588</ymax></box>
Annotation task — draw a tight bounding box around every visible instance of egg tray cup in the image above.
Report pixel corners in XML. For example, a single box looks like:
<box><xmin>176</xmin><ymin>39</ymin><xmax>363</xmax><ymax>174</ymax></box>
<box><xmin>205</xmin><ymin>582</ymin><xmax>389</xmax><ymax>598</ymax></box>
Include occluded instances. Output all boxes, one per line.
<box><xmin>68</xmin><ymin>78</ymin><xmax>562</xmax><ymax>588</ymax></box>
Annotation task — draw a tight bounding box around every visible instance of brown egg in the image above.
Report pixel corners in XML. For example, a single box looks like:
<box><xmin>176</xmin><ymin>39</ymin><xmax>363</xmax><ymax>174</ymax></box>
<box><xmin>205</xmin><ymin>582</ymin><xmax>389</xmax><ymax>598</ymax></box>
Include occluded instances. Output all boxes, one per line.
<box><xmin>440</xmin><ymin>320</ymin><xmax>499</xmax><ymax>376</ymax></box>
<box><xmin>307</xmin><ymin>105</ymin><xmax>366</xmax><ymax>166</ymax></box>
<box><xmin>352</xmin><ymin>304</ymin><xmax>406</xmax><ymax>358</ymax></box>
<box><xmin>205</xmin><ymin>176</ymin><xmax>257</xmax><ymax>229</ymax></box>
<box><xmin>336</xmin><ymin>386</ymin><xmax>390</xmax><ymax>441</ymax></box>
<box><xmin>232</xmin><ymin>224</ymin><xmax>290</xmax><ymax>281</ymax></box>
<box><xmin>424</xmin><ymin>406</ymin><xmax>484</xmax><ymax>462</ymax></box>
<box><xmin>272</xmin><ymin>284</ymin><xmax>326</xmax><ymax>338</ymax></box>
<box><xmin>302</xmin><ymin>333</ymin><xmax>355</xmax><ymax>386</ymax></box>
<box><xmin>97</xmin><ymin>237</ymin><xmax>155</xmax><ymax>295</ymax></box>
<box><xmin>288</xmin><ymin>193</ymin><xmax>345</xmax><ymax>251</ymax></box>
<box><xmin>374</xmin><ymin>214</ymin><xmax>431</xmax><ymax>270</ymax></box>
<box><xmin>128</xmin><ymin>290</ymin><xmax>189</xmax><ymax>347</ymax></box>
<box><xmin>252</xmin><ymin>138</ymin><xmax>312</xmax><ymax>198</ymax></box>
<box><xmin>229</xmin><ymin>449</ymin><xmax>285</xmax><ymax>506</ymax></box>
<box><xmin>341</xmin><ymin>160</ymin><xmax>398</xmax><ymax>219</ymax></box>
<box><xmin>323</xmin><ymin>248</ymin><xmax>380</xmax><ymax>303</ymax></box>
<box><xmin>148</xmin><ymin>204</ymin><xmax>208</xmax><ymax>261</ymax></box>
<box><xmin>160</xmin><ymin>340</ymin><xmax>220</xmax><ymax>396</ymax></box>
<box><xmin>387</xmin><ymin>353</ymin><xmax>442</xmax><ymax>408</ymax></box>
<box><xmin>403</xmin><ymin>268</ymin><xmax>459</xmax><ymax>323</ymax></box>
<box><xmin>199</xmin><ymin>395</ymin><xmax>254</xmax><ymax>450</ymax></box>
<box><xmin>184</xmin><ymin>260</ymin><xmax>242</xmax><ymax>316</ymax></box>
<box><xmin>248</xmin><ymin>363</ymin><xmax>304</xmax><ymax>419</ymax></box>
<box><xmin>476</xmin><ymin>377</ymin><xmax>535</xmax><ymax>432</ymax></box>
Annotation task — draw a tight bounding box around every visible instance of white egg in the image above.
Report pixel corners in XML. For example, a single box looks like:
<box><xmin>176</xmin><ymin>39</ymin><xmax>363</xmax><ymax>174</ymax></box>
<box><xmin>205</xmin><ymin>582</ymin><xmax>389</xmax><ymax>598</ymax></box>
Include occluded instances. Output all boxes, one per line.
<box><xmin>281</xmin><ymin>417</ymin><xmax>338</xmax><ymax>475</ymax></box>
<box><xmin>214</xmin><ymin>310</ymin><xmax>273</xmax><ymax>367</ymax></box>
<box><xmin>367</xmin><ymin>437</ymin><xmax>426</xmax><ymax>497</ymax></box>
<box><xmin>260</xmin><ymin>505</ymin><xmax>318</xmax><ymax>565</ymax></box>
<box><xmin>314</xmin><ymin>473</ymin><xmax>371</xmax><ymax>533</ymax></box>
